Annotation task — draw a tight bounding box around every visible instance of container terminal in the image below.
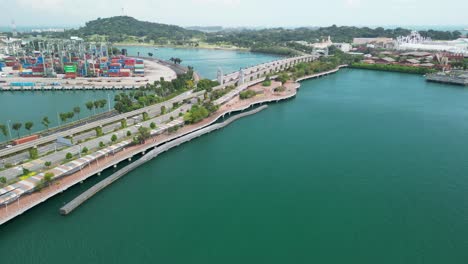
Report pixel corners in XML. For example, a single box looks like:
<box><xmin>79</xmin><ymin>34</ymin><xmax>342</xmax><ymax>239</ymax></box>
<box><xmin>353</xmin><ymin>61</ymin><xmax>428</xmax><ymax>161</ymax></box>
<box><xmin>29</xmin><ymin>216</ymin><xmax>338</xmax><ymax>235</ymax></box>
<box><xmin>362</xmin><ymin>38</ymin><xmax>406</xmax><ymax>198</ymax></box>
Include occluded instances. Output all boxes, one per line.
<box><xmin>0</xmin><ymin>38</ymin><xmax>178</xmax><ymax>90</ymax></box>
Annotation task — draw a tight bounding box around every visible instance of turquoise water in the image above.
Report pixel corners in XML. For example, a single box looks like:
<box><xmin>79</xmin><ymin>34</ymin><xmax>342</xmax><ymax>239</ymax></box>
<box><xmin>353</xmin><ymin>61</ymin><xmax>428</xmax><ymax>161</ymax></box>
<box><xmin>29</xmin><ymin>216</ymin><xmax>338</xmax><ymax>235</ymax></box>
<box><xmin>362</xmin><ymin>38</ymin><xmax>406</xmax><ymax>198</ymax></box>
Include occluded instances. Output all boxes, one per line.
<box><xmin>0</xmin><ymin>49</ymin><xmax>280</xmax><ymax>141</ymax></box>
<box><xmin>1</xmin><ymin>69</ymin><xmax>468</xmax><ymax>263</ymax></box>
<box><xmin>119</xmin><ymin>46</ymin><xmax>281</xmax><ymax>79</ymax></box>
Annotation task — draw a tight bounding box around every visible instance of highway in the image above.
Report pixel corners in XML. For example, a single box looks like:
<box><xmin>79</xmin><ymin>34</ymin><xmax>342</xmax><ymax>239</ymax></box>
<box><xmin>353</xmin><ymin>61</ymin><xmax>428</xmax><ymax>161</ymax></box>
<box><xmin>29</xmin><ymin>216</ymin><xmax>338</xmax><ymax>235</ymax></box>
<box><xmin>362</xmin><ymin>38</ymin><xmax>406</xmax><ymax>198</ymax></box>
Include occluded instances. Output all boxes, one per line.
<box><xmin>0</xmin><ymin>104</ymin><xmax>192</xmax><ymax>181</ymax></box>
<box><xmin>0</xmin><ymin>54</ymin><xmax>316</xmax><ymax>173</ymax></box>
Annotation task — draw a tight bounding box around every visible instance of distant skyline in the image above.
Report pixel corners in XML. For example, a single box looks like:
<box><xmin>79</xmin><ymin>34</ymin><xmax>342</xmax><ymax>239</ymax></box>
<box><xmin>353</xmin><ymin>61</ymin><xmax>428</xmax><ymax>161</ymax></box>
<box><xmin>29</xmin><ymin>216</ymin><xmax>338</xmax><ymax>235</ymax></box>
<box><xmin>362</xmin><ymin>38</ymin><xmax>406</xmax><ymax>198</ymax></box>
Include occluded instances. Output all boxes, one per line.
<box><xmin>1</xmin><ymin>0</ymin><xmax>468</xmax><ymax>28</ymax></box>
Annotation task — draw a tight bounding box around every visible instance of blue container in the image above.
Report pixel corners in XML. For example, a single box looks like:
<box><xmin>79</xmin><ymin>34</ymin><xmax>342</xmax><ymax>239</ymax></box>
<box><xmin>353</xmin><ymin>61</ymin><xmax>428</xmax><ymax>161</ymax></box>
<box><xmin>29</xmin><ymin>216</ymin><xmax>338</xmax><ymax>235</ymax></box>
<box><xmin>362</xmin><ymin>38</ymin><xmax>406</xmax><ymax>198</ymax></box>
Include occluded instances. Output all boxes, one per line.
<box><xmin>11</xmin><ymin>82</ymin><xmax>36</xmax><ymax>87</ymax></box>
<box><xmin>37</xmin><ymin>57</ymin><xmax>44</xmax><ymax>64</ymax></box>
<box><xmin>108</xmin><ymin>69</ymin><xmax>119</xmax><ymax>73</ymax></box>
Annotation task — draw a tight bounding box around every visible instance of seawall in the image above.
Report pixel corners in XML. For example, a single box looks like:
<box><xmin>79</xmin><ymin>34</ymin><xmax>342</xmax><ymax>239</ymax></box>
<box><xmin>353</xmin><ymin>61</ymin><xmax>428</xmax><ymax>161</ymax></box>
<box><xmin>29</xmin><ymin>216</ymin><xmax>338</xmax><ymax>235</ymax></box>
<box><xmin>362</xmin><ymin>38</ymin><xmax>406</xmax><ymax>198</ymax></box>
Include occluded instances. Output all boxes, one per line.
<box><xmin>60</xmin><ymin>105</ymin><xmax>269</xmax><ymax>215</ymax></box>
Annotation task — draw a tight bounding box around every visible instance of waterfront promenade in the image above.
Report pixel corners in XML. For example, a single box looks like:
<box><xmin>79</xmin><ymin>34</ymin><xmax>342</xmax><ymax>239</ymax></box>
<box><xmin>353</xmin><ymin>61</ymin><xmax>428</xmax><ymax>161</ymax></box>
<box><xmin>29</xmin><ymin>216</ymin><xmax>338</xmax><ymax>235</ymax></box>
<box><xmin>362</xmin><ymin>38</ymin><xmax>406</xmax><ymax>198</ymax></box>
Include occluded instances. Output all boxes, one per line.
<box><xmin>0</xmin><ymin>56</ymin><xmax>334</xmax><ymax>225</ymax></box>
<box><xmin>0</xmin><ymin>78</ymin><xmax>304</xmax><ymax>225</ymax></box>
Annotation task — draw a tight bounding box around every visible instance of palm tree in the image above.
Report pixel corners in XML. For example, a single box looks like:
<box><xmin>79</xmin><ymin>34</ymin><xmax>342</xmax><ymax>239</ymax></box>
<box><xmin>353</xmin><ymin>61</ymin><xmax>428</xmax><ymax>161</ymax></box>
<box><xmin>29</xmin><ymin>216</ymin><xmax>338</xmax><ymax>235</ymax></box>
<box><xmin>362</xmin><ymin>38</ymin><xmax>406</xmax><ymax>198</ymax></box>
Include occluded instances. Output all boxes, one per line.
<box><xmin>59</xmin><ymin>113</ymin><xmax>68</xmax><ymax>124</ymax></box>
<box><xmin>73</xmin><ymin>106</ymin><xmax>81</xmax><ymax>120</ymax></box>
<box><xmin>93</xmin><ymin>101</ymin><xmax>100</xmax><ymax>113</ymax></box>
<box><xmin>25</xmin><ymin>121</ymin><xmax>34</xmax><ymax>135</ymax></box>
<box><xmin>99</xmin><ymin>99</ymin><xmax>107</xmax><ymax>110</ymax></box>
<box><xmin>0</xmin><ymin>124</ymin><xmax>8</xmax><ymax>137</ymax></box>
<box><xmin>85</xmin><ymin>101</ymin><xmax>94</xmax><ymax>114</ymax></box>
<box><xmin>148</xmin><ymin>52</ymin><xmax>153</xmax><ymax>57</ymax></box>
<box><xmin>41</xmin><ymin>117</ymin><xmax>50</xmax><ymax>130</ymax></box>
<box><xmin>12</xmin><ymin>122</ymin><xmax>22</xmax><ymax>138</ymax></box>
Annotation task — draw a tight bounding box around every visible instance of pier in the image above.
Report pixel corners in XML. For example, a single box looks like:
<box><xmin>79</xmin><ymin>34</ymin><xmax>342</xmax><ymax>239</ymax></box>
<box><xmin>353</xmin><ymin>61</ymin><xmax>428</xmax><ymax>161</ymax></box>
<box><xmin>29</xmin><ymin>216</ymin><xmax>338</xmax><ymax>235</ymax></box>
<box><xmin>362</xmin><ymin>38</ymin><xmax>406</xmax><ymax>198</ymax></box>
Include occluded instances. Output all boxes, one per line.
<box><xmin>59</xmin><ymin>106</ymin><xmax>268</xmax><ymax>215</ymax></box>
<box><xmin>0</xmin><ymin>54</ymin><xmax>323</xmax><ymax>225</ymax></box>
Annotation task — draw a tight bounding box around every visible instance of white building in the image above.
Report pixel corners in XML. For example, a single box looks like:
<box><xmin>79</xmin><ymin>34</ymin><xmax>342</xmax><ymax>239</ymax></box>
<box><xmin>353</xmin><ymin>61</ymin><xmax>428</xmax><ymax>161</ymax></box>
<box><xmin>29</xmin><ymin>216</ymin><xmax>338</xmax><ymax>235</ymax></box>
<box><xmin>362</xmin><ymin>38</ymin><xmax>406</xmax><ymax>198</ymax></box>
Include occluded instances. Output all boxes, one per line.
<box><xmin>396</xmin><ymin>31</ymin><xmax>468</xmax><ymax>55</ymax></box>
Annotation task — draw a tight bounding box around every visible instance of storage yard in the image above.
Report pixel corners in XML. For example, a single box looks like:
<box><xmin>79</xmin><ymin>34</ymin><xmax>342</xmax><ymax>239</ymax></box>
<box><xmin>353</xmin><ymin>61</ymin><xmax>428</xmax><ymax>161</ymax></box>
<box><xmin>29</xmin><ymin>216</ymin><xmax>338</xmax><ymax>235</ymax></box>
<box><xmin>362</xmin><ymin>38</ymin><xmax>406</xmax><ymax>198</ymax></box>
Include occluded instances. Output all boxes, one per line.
<box><xmin>0</xmin><ymin>38</ymin><xmax>177</xmax><ymax>90</ymax></box>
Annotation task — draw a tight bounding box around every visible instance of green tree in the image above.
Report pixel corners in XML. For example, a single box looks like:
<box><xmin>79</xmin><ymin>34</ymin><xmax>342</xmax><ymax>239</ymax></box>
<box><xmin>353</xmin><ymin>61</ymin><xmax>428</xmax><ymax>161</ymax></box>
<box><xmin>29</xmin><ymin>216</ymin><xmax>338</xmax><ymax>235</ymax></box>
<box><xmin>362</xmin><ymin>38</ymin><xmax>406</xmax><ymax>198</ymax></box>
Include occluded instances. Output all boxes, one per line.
<box><xmin>44</xmin><ymin>161</ymin><xmax>52</xmax><ymax>168</ymax></box>
<box><xmin>12</xmin><ymin>122</ymin><xmax>22</xmax><ymax>138</ymax></box>
<box><xmin>86</xmin><ymin>101</ymin><xmax>95</xmax><ymax>114</ymax></box>
<box><xmin>121</xmin><ymin>119</ymin><xmax>127</xmax><ymax>129</ymax></box>
<box><xmin>82</xmin><ymin>147</ymin><xmax>89</xmax><ymax>154</ymax></box>
<box><xmin>111</xmin><ymin>134</ymin><xmax>118</xmax><ymax>143</ymax></box>
<box><xmin>126</xmin><ymin>130</ymin><xmax>132</xmax><ymax>137</ymax></box>
<box><xmin>94</xmin><ymin>101</ymin><xmax>100</xmax><ymax>112</ymax></box>
<box><xmin>0</xmin><ymin>124</ymin><xmax>8</xmax><ymax>137</ymax></box>
<box><xmin>96</xmin><ymin>127</ymin><xmax>103</xmax><ymax>137</ymax></box>
<box><xmin>277</xmin><ymin>73</ymin><xmax>290</xmax><ymax>85</ymax></box>
<box><xmin>41</xmin><ymin>117</ymin><xmax>50</xmax><ymax>130</ymax></box>
<box><xmin>73</xmin><ymin>106</ymin><xmax>81</xmax><ymax>120</ymax></box>
<box><xmin>134</xmin><ymin>126</ymin><xmax>151</xmax><ymax>144</ymax></box>
<box><xmin>142</xmin><ymin>112</ymin><xmax>149</xmax><ymax>121</ymax></box>
<box><xmin>29</xmin><ymin>148</ymin><xmax>38</xmax><ymax>159</ymax></box>
<box><xmin>0</xmin><ymin>176</ymin><xmax>6</xmax><ymax>185</ymax></box>
<box><xmin>59</xmin><ymin>113</ymin><xmax>68</xmax><ymax>123</ymax></box>
<box><xmin>99</xmin><ymin>99</ymin><xmax>107</xmax><ymax>110</ymax></box>
<box><xmin>150</xmin><ymin>122</ymin><xmax>156</xmax><ymax>129</ymax></box>
<box><xmin>25</xmin><ymin>121</ymin><xmax>34</xmax><ymax>135</ymax></box>
<box><xmin>161</xmin><ymin>105</ymin><xmax>166</xmax><ymax>114</ymax></box>
<box><xmin>44</xmin><ymin>172</ymin><xmax>54</xmax><ymax>183</ymax></box>
<box><xmin>99</xmin><ymin>141</ymin><xmax>105</xmax><ymax>148</ymax></box>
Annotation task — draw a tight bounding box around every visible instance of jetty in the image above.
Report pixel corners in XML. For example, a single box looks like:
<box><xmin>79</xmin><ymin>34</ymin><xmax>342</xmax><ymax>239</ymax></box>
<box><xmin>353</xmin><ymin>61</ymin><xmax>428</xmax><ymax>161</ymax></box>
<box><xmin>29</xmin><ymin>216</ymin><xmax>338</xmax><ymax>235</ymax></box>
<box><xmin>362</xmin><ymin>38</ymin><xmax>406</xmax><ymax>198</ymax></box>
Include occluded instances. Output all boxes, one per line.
<box><xmin>59</xmin><ymin>106</ymin><xmax>268</xmax><ymax>215</ymax></box>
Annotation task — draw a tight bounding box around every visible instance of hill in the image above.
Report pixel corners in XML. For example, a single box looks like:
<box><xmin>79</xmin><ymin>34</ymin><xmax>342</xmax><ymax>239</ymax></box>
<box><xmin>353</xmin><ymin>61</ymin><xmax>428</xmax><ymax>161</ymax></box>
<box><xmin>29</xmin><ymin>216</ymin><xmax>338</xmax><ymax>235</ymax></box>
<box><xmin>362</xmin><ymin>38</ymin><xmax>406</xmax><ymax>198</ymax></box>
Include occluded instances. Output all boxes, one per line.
<box><xmin>61</xmin><ymin>16</ymin><xmax>204</xmax><ymax>44</ymax></box>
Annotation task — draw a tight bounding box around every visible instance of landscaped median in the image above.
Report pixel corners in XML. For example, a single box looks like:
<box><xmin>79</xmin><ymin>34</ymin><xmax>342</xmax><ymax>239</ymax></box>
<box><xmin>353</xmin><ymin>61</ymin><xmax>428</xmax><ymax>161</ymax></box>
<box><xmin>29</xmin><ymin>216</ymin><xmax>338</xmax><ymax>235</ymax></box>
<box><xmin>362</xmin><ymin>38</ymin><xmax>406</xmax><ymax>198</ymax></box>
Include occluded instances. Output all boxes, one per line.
<box><xmin>0</xmin><ymin>117</ymin><xmax>185</xmax><ymax>207</ymax></box>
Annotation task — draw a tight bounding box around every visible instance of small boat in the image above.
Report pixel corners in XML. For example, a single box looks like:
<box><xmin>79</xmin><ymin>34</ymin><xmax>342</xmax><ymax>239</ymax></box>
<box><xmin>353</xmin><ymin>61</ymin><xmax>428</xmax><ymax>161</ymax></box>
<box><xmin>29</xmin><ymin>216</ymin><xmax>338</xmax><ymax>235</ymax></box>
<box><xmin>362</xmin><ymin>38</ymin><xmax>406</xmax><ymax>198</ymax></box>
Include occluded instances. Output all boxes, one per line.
<box><xmin>154</xmin><ymin>47</ymin><xmax>158</xmax><ymax>50</ymax></box>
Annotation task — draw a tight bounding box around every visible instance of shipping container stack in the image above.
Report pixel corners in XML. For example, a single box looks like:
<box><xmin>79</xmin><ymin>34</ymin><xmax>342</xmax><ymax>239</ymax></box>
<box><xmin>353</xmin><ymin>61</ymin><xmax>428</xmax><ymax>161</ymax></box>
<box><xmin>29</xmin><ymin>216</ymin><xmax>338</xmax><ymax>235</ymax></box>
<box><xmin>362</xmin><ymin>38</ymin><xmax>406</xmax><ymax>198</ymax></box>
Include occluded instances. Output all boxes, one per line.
<box><xmin>134</xmin><ymin>59</ymin><xmax>145</xmax><ymax>76</ymax></box>
<box><xmin>0</xmin><ymin>59</ymin><xmax>5</xmax><ymax>72</ymax></box>
<box><xmin>64</xmin><ymin>63</ymin><xmax>77</xmax><ymax>79</ymax></box>
<box><xmin>108</xmin><ymin>61</ymin><xmax>121</xmax><ymax>78</ymax></box>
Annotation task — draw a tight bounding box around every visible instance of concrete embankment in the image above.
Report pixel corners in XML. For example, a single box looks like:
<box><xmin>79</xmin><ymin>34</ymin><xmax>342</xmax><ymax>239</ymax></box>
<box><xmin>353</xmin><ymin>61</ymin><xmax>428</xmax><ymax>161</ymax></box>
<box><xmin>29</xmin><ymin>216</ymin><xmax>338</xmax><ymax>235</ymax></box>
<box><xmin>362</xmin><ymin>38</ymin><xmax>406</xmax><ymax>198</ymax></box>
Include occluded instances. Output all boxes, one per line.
<box><xmin>295</xmin><ymin>65</ymin><xmax>347</xmax><ymax>83</ymax></box>
<box><xmin>59</xmin><ymin>105</ymin><xmax>268</xmax><ymax>215</ymax></box>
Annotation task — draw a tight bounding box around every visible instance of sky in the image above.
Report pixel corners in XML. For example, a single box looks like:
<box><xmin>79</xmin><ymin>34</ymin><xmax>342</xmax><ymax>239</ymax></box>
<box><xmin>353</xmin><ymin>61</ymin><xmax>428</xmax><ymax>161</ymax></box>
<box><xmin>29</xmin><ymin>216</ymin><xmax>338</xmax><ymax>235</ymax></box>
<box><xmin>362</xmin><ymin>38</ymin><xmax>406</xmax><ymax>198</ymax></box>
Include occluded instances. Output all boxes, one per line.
<box><xmin>0</xmin><ymin>0</ymin><xmax>467</xmax><ymax>28</ymax></box>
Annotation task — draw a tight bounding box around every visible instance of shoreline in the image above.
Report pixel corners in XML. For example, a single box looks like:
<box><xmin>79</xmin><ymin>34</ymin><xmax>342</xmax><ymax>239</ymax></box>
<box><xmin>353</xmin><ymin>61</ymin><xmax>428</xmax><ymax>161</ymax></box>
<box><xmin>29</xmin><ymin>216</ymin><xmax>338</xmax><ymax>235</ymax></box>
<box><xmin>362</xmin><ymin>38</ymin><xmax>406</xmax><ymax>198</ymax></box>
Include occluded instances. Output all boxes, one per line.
<box><xmin>115</xmin><ymin>43</ymin><xmax>250</xmax><ymax>52</ymax></box>
<box><xmin>0</xmin><ymin>80</ymin><xmax>303</xmax><ymax>226</ymax></box>
<box><xmin>0</xmin><ymin>56</ymin><xmax>327</xmax><ymax>226</ymax></box>
<box><xmin>59</xmin><ymin>105</ymin><xmax>269</xmax><ymax>215</ymax></box>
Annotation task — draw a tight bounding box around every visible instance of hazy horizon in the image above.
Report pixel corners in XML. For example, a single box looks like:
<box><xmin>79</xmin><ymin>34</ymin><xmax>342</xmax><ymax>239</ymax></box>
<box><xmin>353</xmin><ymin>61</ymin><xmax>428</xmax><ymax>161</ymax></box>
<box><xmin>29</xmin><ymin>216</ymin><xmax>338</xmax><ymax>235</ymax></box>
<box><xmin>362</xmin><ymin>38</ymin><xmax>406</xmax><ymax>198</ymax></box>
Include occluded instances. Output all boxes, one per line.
<box><xmin>1</xmin><ymin>0</ymin><xmax>467</xmax><ymax>29</ymax></box>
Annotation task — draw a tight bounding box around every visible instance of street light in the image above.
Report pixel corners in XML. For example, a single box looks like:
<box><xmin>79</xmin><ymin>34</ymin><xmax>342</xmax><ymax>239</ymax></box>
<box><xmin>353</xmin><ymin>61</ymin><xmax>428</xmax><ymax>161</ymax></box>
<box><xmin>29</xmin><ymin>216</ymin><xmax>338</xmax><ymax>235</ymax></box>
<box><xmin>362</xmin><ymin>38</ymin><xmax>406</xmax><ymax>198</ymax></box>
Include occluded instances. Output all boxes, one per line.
<box><xmin>7</xmin><ymin>120</ymin><xmax>12</xmax><ymax>140</ymax></box>
<box><xmin>107</xmin><ymin>93</ymin><xmax>111</xmax><ymax>112</ymax></box>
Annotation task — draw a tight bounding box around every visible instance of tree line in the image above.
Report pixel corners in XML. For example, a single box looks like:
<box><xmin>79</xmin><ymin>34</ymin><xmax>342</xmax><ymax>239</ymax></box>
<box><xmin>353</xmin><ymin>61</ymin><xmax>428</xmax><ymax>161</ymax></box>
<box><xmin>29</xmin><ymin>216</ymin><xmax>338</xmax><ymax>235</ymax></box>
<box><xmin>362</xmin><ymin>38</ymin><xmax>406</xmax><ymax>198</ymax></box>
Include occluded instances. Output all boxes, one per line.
<box><xmin>0</xmin><ymin>99</ymin><xmax>107</xmax><ymax>140</ymax></box>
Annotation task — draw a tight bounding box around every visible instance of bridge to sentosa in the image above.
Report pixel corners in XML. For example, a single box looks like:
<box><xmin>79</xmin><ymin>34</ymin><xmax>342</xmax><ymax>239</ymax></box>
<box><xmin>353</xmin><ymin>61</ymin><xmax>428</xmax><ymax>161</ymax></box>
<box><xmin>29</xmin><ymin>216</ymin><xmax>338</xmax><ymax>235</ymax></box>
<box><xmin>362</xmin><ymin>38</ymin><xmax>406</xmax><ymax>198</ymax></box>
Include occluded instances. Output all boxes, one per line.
<box><xmin>0</xmin><ymin>54</ymin><xmax>317</xmax><ymax>159</ymax></box>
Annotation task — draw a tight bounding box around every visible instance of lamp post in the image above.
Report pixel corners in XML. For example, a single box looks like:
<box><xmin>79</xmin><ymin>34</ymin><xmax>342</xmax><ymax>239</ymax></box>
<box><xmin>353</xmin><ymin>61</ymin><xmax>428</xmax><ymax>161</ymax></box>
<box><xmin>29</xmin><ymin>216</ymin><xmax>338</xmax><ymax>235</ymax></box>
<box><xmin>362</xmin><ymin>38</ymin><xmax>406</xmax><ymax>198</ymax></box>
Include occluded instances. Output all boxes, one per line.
<box><xmin>7</xmin><ymin>120</ymin><xmax>12</xmax><ymax>140</ymax></box>
<box><xmin>107</xmin><ymin>93</ymin><xmax>111</xmax><ymax>112</ymax></box>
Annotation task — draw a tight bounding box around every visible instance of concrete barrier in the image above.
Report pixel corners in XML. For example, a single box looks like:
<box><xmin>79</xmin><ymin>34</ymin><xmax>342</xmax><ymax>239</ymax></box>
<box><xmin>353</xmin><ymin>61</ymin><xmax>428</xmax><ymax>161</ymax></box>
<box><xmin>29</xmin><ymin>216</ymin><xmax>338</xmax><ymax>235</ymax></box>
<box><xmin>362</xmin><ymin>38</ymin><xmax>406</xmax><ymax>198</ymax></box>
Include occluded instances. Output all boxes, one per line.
<box><xmin>59</xmin><ymin>105</ymin><xmax>268</xmax><ymax>215</ymax></box>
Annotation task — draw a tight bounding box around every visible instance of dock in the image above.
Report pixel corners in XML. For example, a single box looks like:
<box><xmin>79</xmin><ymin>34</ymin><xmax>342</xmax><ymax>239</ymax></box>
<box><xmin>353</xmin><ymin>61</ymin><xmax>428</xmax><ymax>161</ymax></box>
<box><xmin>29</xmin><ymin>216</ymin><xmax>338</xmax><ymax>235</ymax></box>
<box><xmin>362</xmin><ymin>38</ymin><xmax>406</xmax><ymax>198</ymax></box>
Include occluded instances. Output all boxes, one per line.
<box><xmin>59</xmin><ymin>105</ymin><xmax>268</xmax><ymax>215</ymax></box>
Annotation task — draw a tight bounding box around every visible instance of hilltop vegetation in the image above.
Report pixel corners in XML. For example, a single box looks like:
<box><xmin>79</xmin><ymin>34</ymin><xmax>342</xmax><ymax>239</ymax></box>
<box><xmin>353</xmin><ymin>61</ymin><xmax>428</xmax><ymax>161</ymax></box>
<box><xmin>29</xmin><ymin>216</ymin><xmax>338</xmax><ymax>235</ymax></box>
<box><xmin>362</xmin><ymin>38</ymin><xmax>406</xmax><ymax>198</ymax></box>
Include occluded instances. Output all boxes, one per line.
<box><xmin>206</xmin><ymin>25</ymin><xmax>462</xmax><ymax>48</ymax></box>
<box><xmin>28</xmin><ymin>16</ymin><xmax>463</xmax><ymax>56</ymax></box>
<box><xmin>58</xmin><ymin>16</ymin><xmax>204</xmax><ymax>44</ymax></box>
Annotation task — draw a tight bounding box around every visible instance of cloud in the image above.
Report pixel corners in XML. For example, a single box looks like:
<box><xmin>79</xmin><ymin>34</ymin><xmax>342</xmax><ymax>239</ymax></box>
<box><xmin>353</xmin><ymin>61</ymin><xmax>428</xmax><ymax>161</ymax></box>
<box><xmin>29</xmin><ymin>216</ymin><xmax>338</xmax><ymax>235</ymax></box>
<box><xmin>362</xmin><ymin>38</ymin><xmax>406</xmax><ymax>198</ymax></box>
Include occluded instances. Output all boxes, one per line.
<box><xmin>16</xmin><ymin>0</ymin><xmax>66</xmax><ymax>10</ymax></box>
<box><xmin>345</xmin><ymin>0</ymin><xmax>362</xmax><ymax>7</ymax></box>
<box><xmin>191</xmin><ymin>0</ymin><xmax>241</xmax><ymax>7</ymax></box>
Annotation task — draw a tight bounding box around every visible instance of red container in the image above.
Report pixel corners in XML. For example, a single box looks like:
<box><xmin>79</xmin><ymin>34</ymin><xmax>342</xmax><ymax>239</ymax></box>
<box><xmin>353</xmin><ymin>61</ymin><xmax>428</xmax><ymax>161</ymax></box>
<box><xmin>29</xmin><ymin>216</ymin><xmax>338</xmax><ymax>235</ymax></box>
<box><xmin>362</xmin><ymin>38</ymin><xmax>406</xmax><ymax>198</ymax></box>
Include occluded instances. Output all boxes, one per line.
<box><xmin>119</xmin><ymin>72</ymin><xmax>130</xmax><ymax>77</ymax></box>
<box><xmin>65</xmin><ymin>73</ymin><xmax>77</xmax><ymax>79</ymax></box>
<box><xmin>13</xmin><ymin>135</ymin><xmax>40</xmax><ymax>146</ymax></box>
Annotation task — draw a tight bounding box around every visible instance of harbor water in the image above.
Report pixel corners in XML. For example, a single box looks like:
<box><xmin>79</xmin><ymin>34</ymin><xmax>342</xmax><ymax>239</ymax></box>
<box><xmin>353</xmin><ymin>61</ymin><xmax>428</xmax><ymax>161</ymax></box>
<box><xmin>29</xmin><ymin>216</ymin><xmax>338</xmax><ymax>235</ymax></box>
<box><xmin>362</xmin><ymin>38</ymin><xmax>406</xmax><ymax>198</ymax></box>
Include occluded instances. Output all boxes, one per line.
<box><xmin>0</xmin><ymin>48</ymin><xmax>280</xmax><ymax>141</ymax></box>
<box><xmin>1</xmin><ymin>69</ymin><xmax>468</xmax><ymax>263</ymax></box>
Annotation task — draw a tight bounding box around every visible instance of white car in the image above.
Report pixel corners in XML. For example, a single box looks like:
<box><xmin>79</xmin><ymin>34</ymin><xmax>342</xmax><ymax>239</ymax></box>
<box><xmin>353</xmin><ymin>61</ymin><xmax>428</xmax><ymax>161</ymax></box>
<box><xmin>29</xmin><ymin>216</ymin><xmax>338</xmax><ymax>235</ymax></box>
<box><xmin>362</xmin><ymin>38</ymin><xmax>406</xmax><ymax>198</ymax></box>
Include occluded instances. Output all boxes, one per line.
<box><xmin>6</xmin><ymin>145</ymin><xmax>13</xmax><ymax>148</ymax></box>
